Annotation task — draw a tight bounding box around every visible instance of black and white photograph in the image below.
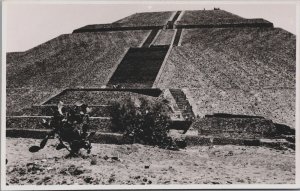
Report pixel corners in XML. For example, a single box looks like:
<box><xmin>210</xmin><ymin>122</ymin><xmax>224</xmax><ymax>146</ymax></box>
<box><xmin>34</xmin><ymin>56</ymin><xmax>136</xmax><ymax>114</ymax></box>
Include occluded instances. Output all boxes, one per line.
<box><xmin>1</xmin><ymin>0</ymin><xmax>299</xmax><ymax>189</ymax></box>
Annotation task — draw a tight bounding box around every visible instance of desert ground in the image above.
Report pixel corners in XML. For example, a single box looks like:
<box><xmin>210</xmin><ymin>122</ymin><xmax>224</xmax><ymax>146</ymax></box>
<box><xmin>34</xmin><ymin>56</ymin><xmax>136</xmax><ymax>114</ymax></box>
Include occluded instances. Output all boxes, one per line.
<box><xmin>6</xmin><ymin>138</ymin><xmax>295</xmax><ymax>185</ymax></box>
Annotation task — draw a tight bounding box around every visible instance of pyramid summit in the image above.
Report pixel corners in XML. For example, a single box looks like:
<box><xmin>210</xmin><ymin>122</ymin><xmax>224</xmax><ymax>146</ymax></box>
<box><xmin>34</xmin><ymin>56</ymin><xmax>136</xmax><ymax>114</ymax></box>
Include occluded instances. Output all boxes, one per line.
<box><xmin>73</xmin><ymin>9</ymin><xmax>273</xmax><ymax>33</ymax></box>
<box><xmin>6</xmin><ymin>9</ymin><xmax>295</xmax><ymax>136</ymax></box>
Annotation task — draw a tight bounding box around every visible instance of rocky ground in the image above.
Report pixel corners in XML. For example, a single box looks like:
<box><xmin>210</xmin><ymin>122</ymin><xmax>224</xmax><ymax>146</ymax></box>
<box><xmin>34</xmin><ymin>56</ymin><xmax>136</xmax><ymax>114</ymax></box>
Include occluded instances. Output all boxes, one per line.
<box><xmin>6</xmin><ymin>138</ymin><xmax>295</xmax><ymax>185</ymax></box>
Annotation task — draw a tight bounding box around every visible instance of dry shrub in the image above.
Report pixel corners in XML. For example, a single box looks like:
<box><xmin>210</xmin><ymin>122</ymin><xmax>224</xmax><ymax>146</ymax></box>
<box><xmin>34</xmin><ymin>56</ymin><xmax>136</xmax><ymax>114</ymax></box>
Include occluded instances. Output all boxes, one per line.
<box><xmin>110</xmin><ymin>97</ymin><xmax>179</xmax><ymax>149</ymax></box>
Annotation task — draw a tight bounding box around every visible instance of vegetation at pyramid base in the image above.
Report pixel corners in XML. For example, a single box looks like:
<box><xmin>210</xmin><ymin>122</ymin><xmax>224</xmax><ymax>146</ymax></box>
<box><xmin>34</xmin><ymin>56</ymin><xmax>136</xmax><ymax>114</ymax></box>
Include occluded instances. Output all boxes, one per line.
<box><xmin>110</xmin><ymin>97</ymin><xmax>183</xmax><ymax>149</ymax></box>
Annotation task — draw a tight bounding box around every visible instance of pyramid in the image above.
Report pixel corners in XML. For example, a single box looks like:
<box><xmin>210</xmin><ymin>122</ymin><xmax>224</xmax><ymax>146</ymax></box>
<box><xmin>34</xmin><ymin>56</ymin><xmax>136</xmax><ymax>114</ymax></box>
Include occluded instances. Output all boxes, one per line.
<box><xmin>6</xmin><ymin>9</ymin><xmax>295</xmax><ymax>138</ymax></box>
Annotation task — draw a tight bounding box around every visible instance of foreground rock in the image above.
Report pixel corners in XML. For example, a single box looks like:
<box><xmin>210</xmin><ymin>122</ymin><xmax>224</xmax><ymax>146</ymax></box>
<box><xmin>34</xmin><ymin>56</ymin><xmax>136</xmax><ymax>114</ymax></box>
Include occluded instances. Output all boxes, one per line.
<box><xmin>6</xmin><ymin>138</ymin><xmax>295</xmax><ymax>185</ymax></box>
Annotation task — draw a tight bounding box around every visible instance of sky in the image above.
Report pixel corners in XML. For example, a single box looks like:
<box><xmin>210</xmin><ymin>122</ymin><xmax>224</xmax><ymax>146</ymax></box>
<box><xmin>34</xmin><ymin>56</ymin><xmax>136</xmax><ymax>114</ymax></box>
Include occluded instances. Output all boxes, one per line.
<box><xmin>5</xmin><ymin>2</ymin><xmax>297</xmax><ymax>52</ymax></box>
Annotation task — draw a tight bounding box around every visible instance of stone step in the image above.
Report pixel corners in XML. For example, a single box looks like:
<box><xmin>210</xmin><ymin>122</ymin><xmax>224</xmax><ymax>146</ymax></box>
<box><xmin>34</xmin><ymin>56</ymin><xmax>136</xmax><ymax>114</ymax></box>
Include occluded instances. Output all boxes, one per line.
<box><xmin>6</xmin><ymin>115</ymin><xmax>190</xmax><ymax>133</ymax></box>
<box><xmin>6</xmin><ymin>128</ymin><xmax>295</xmax><ymax>150</ymax></box>
<box><xmin>169</xmin><ymin>89</ymin><xmax>195</xmax><ymax>120</ymax></box>
<box><xmin>6</xmin><ymin>116</ymin><xmax>112</xmax><ymax>132</ymax></box>
<box><xmin>22</xmin><ymin>105</ymin><xmax>113</xmax><ymax>117</ymax></box>
<box><xmin>6</xmin><ymin>128</ymin><xmax>127</xmax><ymax>144</ymax></box>
<box><xmin>191</xmin><ymin>116</ymin><xmax>283</xmax><ymax>139</ymax></box>
<box><xmin>44</xmin><ymin>89</ymin><xmax>162</xmax><ymax>105</ymax></box>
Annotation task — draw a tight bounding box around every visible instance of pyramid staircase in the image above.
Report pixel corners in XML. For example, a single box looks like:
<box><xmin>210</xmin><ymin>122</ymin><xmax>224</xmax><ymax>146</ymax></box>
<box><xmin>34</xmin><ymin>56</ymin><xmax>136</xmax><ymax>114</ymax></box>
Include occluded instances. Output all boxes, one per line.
<box><xmin>173</xmin><ymin>29</ymin><xmax>182</xmax><ymax>46</ymax></box>
<box><xmin>107</xmin><ymin>45</ymin><xmax>169</xmax><ymax>88</ymax></box>
<box><xmin>169</xmin><ymin>89</ymin><xmax>195</xmax><ymax>120</ymax></box>
<box><xmin>166</xmin><ymin>11</ymin><xmax>182</xmax><ymax>29</ymax></box>
<box><xmin>142</xmin><ymin>29</ymin><xmax>160</xmax><ymax>47</ymax></box>
<box><xmin>107</xmin><ymin>10</ymin><xmax>184</xmax><ymax>88</ymax></box>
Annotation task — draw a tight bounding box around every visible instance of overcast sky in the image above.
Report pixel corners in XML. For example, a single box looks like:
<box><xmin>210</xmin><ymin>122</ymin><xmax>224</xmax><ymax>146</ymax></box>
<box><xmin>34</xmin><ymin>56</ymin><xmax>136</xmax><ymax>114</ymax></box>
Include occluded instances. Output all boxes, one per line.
<box><xmin>5</xmin><ymin>2</ymin><xmax>296</xmax><ymax>52</ymax></box>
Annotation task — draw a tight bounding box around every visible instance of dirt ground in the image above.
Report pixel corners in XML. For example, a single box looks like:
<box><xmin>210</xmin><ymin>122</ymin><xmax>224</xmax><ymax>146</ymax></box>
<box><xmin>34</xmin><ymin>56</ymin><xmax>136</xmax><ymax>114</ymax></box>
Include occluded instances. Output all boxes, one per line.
<box><xmin>6</xmin><ymin>138</ymin><xmax>295</xmax><ymax>185</ymax></box>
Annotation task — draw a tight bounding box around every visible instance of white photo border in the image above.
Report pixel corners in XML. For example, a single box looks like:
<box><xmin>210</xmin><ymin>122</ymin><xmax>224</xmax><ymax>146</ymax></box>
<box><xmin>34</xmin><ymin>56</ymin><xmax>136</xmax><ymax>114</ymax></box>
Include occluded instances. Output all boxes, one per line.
<box><xmin>1</xmin><ymin>0</ymin><xmax>300</xmax><ymax>190</ymax></box>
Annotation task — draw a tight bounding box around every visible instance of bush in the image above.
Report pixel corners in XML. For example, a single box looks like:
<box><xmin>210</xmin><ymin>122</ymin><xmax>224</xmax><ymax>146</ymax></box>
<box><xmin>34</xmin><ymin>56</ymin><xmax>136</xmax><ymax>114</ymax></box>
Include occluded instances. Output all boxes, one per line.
<box><xmin>110</xmin><ymin>97</ymin><xmax>177</xmax><ymax>149</ymax></box>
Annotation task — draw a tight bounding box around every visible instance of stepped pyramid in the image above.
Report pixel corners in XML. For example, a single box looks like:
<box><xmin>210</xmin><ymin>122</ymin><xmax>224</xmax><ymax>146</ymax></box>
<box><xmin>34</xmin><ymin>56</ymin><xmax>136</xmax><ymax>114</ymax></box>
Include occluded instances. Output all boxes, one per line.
<box><xmin>6</xmin><ymin>9</ymin><xmax>295</xmax><ymax>138</ymax></box>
